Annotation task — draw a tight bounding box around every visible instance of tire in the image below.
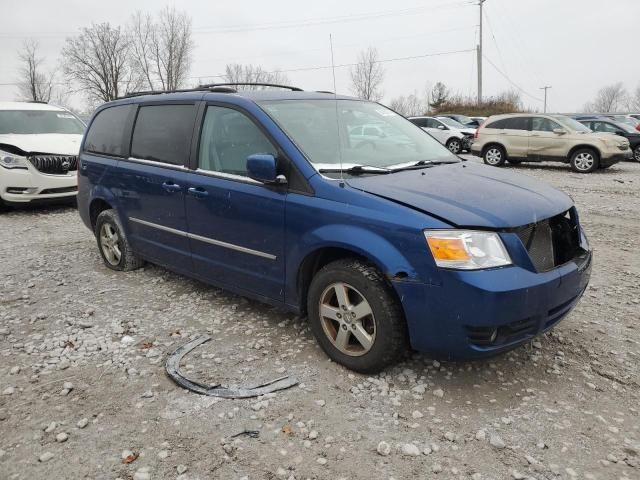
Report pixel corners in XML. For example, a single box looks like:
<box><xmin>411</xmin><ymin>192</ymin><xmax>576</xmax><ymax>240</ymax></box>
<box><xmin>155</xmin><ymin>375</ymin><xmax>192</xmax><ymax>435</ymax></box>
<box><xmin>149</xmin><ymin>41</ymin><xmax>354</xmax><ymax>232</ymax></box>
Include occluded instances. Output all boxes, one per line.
<box><xmin>446</xmin><ymin>138</ymin><xmax>462</xmax><ymax>154</ymax></box>
<box><xmin>634</xmin><ymin>145</ymin><xmax>640</xmax><ymax>162</ymax></box>
<box><xmin>570</xmin><ymin>148</ymin><xmax>599</xmax><ymax>173</ymax></box>
<box><xmin>483</xmin><ymin>145</ymin><xmax>506</xmax><ymax>167</ymax></box>
<box><xmin>94</xmin><ymin>209</ymin><xmax>144</xmax><ymax>271</ymax></box>
<box><xmin>307</xmin><ymin>258</ymin><xmax>408</xmax><ymax>373</ymax></box>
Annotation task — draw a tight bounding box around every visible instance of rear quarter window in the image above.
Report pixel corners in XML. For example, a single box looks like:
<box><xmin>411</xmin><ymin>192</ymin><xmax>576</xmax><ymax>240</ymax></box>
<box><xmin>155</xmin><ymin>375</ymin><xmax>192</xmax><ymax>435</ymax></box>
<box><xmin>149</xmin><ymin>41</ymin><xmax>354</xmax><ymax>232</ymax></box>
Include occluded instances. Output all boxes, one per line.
<box><xmin>84</xmin><ymin>105</ymin><xmax>132</xmax><ymax>156</ymax></box>
<box><xmin>485</xmin><ymin>117</ymin><xmax>529</xmax><ymax>130</ymax></box>
<box><xmin>131</xmin><ymin>104</ymin><xmax>196</xmax><ymax>165</ymax></box>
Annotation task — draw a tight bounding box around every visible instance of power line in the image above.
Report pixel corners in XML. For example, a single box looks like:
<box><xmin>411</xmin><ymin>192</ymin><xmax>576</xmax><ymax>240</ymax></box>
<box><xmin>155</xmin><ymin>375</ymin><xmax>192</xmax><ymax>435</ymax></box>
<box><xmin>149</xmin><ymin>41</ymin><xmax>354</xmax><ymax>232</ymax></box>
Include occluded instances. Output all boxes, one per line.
<box><xmin>0</xmin><ymin>2</ymin><xmax>472</xmax><ymax>39</ymax></box>
<box><xmin>483</xmin><ymin>54</ymin><xmax>544</xmax><ymax>102</ymax></box>
<box><xmin>0</xmin><ymin>48</ymin><xmax>476</xmax><ymax>88</ymax></box>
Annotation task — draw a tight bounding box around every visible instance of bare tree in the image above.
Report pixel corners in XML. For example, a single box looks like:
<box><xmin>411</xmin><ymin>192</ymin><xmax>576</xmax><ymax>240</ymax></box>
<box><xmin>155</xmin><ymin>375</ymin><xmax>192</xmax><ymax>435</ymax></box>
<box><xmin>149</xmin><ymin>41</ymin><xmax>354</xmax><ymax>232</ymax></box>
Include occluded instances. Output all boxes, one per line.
<box><xmin>62</xmin><ymin>23</ymin><xmax>140</xmax><ymax>102</ymax></box>
<box><xmin>388</xmin><ymin>93</ymin><xmax>427</xmax><ymax>117</ymax></box>
<box><xmin>632</xmin><ymin>85</ymin><xmax>640</xmax><ymax>111</ymax></box>
<box><xmin>350</xmin><ymin>47</ymin><xmax>384</xmax><ymax>101</ymax></box>
<box><xmin>584</xmin><ymin>82</ymin><xmax>628</xmax><ymax>112</ymax></box>
<box><xmin>17</xmin><ymin>40</ymin><xmax>54</xmax><ymax>102</ymax></box>
<box><xmin>130</xmin><ymin>7</ymin><xmax>193</xmax><ymax>91</ymax></box>
<box><xmin>429</xmin><ymin>82</ymin><xmax>449</xmax><ymax>111</ymax></box>
<box><xmin>222</xmin><ymin>64</ymin><xmax>289</xmax><ymax>89</ymax></box>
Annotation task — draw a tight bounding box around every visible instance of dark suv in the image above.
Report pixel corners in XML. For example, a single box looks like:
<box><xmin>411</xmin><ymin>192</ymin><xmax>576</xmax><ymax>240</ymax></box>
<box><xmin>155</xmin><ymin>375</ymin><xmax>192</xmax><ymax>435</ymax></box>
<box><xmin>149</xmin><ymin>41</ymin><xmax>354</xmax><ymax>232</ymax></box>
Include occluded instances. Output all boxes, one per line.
<box><xmin>77</xmin><ymin>84</ymin><xmax>592</xmax><ymax>372</ymax></box>
<box><xmin>576</xmin><ymin>116</ymin><xmax>640</xmax><ymax>161</ymax></box>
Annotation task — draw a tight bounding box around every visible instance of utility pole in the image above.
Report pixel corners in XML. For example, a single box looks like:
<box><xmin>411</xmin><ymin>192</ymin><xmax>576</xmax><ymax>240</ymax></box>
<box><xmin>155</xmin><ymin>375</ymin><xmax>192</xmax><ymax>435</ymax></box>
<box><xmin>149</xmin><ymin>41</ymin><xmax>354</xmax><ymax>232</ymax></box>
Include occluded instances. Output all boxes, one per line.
<box><xmin>540</xmin><ymin>85</ymin><xmax>552</xmax><ymax>113</ymax></box>
<box><xmin>477</xmin><ymin>0</ymin><xmax>486</xmax><ymax>104</ymax></box>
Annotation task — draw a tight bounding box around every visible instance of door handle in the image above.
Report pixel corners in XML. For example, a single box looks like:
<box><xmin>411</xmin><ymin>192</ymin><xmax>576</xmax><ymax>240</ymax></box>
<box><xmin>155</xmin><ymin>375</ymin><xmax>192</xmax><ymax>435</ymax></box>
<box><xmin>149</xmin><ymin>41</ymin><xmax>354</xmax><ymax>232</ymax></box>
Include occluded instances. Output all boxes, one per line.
<box><xmin>162</xmin><ymin>181</ymin><xmax>182</xmax><ymax>193</ymax></box>
<box><xmin>187</xmin><ymin>187</ymin><xmax>209</xmax><ymax>198</ymax></box>
<box><xmin>530</xmin><ymin>134</ymin><xmax>541</xmax><ymax>137</ymax></box>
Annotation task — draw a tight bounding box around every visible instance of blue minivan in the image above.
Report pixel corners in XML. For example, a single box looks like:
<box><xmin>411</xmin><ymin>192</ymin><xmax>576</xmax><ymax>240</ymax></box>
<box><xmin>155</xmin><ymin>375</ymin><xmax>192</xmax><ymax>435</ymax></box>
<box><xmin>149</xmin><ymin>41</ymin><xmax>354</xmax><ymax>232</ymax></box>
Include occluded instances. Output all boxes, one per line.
<box><xmin>77</xmin><ymin>84</ymin><xmax>592</xmax><ymax>373</ymax></box>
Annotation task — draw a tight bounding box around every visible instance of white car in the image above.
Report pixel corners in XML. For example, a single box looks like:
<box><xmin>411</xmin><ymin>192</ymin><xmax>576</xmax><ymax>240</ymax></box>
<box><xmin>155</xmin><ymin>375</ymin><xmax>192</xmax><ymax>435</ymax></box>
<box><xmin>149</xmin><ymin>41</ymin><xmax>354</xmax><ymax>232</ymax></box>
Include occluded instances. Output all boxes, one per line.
<box><xmin>408</xmin><ymin>116</ymin><xmax>476</xmax><ymax>154</ymax></box>
<box><xmin>0</xmin><ymin>102</ymin><xmax>84</xmax><ymax>208</ymax></box>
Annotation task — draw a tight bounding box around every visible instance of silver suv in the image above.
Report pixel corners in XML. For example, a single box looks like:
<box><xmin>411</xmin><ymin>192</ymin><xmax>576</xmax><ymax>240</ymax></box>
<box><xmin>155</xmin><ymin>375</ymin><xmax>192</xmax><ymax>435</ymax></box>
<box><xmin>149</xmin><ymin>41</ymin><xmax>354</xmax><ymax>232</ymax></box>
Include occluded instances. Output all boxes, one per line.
<box><xmin>470</xmin><ymin>113</ymin><xmax>632</xmax><ymax>173</ymax></box>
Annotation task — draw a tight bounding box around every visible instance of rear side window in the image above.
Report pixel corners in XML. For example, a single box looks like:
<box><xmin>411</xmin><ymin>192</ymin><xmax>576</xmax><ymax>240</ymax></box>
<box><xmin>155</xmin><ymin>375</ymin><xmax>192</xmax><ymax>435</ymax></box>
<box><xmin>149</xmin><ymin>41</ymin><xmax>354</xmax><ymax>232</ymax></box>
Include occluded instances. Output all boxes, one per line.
<box><xmin>84</xmin><ymin>105</ymin><xmax>131</xmax><ymax>156</ymax></box>
<box><xmin>410</xmin><ymin>118</ymin><xmax>428</xmax><ymax>128</ymax></box>
<box><xmin>531</xmin><ymin>117</ymin><xmax>561</xmax><ymax>132</ymax></box>
<box><xmin>485</xmin><ymin>117</ymin><xmax>529</xmax><ymax>130</ymax></box>
<box><xmin>131</xmin><ymin>105</ymin><xmax>195</xmax><ymax>165</ymax></box>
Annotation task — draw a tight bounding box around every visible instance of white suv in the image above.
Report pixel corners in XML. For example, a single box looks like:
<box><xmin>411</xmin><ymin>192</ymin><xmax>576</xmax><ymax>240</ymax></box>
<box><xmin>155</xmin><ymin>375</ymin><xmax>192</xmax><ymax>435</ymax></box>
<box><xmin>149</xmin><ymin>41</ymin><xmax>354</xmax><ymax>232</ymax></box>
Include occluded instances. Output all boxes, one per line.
<box><xmin>408</xmin><ymin>116</ymin><xmax>476</xmax><ymax>154</ymax></box>
<box><xmin>0</xmin><ymin>102</ymin><xmax>84</xmax><ymax>208</ymax></box>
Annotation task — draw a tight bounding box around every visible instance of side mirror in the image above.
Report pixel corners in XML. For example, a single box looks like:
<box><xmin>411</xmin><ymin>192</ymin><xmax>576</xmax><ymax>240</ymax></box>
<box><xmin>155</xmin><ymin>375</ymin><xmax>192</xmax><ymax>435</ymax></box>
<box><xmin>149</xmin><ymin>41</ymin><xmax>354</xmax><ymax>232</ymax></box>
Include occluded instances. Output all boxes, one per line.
<box><xmin>437</xmin><ymin>125</ymin><xmax>446</xmax><ymax>130</ymax></box>
<box><xmin>615</xmin><ymin>130</ymin><xmax>625</xmax><ymax>136</ymax></box>
<box><xmin>553</xmin><ymin>128</ymin><xmax>567</xmax><ymax>135</ymax></box>
<box><xmin>246</xmin><ymin>154</ymin><xmax>287</xmax><ymax>185</ymax></box>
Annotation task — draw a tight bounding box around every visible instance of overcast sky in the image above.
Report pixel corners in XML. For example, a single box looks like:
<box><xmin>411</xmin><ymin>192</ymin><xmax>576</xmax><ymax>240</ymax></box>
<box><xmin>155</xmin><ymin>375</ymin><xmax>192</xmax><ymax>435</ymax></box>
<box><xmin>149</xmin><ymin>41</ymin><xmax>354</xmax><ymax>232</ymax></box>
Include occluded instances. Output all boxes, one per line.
<box><xmin>1</xmin><ymin>0</ymin><xmax>638</xmax><ymax>112</ymax></box>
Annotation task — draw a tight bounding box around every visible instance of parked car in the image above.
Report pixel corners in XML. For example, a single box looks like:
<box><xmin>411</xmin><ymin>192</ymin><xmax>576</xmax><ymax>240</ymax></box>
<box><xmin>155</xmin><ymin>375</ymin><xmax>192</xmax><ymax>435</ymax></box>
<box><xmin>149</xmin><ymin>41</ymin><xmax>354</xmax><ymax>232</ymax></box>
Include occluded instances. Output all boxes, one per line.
<box><xmin>576</xmin><ymin>117</ymin><xmax>640</xmax><ymax>162</ymax></box>
<box><xmin>78</xmin><ymin>85</ymin><xmax>592</xmax><ymax>372</ymax></box>
<box><xmin>408</xmin><ymin>116</ymin><xmax>474</xmax><ymax>153</ymax></box>
<box><xmin>0</xmin><ymin>102</ymin><xmax>84</xmax><ymax>208</ymax></box>
<box><xmin>471</xmin><ymin>113</ymin><xmax>632</xmax><ymax>172</ymax></box>
<box><xmin>437</xmin><ymin>113</ymin><xmax>480</xmax><ymax>127</ymax></box>
<box><xmin>348</xmin><ymin>123</ymin><xmax>414</xmax><ymax>150</ymax></box>
<box><xmin>574</xmin><ymin>113</ymin><xmax>640</xmax><ymax>132</ymax></box>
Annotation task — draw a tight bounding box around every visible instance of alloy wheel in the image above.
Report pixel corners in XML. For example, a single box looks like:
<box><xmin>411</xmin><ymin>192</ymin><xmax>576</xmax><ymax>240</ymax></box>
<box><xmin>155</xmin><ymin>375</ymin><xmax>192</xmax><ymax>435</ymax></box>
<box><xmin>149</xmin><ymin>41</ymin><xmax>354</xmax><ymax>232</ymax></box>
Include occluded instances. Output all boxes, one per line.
<box><xmin>448</xmin><ymin>140</ymin><xmax>461</xmax><ymax>154</ymax></box>
<box><xmin>485</xmin><ymin>148</ymin><xmax>502</xmax><ymax>165</ymax></box>
<box><xmin>574</xmin><ymin>152</ymin><xmax>595</xmax><ymax>171</ymax></box>
<box><xmin>318</xmin><ymin>282</ymin><xmax>376</xmax><ymax>357</ymax></box>
<box><xmin>100</xmin><ymin>223</ymin><xmax>122</xmax><ymax>266</ymax></box>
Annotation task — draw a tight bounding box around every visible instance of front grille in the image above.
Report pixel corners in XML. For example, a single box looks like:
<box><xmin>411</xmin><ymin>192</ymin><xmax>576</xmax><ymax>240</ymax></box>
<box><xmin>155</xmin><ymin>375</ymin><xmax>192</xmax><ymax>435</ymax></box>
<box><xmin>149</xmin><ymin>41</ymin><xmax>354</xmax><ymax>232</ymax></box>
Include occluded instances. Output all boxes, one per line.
<box><xmin>28</xmin><ymin>155</ymin><xmax>78</xmax><ymax>175</ymax></box>
<box><xmin>516</xmin><ymin>209</ymin><xmax>581</xmax><ymax>272</ymax></box>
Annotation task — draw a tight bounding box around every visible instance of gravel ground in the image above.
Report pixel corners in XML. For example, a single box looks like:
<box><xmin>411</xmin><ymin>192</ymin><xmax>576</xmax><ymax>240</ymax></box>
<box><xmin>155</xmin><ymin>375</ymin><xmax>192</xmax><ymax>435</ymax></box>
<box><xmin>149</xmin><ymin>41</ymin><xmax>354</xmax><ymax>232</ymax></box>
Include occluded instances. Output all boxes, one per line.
<box><xmin>1</xmin><ymin>158</ymin><xmax>639</xmax><ymax>480</ymax></box>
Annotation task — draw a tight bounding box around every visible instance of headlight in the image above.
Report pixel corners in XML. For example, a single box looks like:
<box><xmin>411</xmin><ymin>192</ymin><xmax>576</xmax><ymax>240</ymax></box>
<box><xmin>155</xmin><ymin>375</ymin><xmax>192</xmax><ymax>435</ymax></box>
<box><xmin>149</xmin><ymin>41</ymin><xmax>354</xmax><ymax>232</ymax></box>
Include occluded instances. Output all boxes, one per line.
<box><xmin>424</xmin><ymin>230</ymin><xmax>512</xmax><ymax>270</ymax></box>
<box><xmin>0</xmin><ymin>150</ymin><xmax>29</xmax><ymax>169</ymax></box>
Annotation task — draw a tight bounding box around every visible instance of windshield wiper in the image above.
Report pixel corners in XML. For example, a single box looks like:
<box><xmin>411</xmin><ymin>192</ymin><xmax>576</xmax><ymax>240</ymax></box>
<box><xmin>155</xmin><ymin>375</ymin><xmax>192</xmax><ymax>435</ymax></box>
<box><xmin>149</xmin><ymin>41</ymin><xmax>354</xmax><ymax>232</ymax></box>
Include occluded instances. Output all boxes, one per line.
<box><xmin>318</xmin><ymin>165</ymin><xmax>391</xmax><ymax>175</ymax></box>
<box><xmin>389</xmin><ymin>159</ymin><xmax>459</xmax><ymax>172</ymax></box>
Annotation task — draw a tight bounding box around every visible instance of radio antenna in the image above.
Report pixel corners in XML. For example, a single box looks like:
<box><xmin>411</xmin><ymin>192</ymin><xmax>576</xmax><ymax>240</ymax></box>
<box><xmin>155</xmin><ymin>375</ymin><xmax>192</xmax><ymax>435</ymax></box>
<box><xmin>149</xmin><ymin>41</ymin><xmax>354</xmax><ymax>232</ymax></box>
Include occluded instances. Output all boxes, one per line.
<box><xmin>329</xmin><ymin>34</ymin><xmax>344</xmax><ymax>185</ymax></box>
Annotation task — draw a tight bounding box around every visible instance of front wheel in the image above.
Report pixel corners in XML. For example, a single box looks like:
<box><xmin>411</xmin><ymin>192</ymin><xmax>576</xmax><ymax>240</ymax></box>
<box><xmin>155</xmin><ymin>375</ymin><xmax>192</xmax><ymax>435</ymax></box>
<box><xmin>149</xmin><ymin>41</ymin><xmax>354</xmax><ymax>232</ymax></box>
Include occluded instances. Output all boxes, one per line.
<box><xmin>483</xmin><ymin>145</ymin><xmax>506</xmax><ymax>167</ymax></box>
<box><xmin>307</xmin><ymin>259</ymin><xmax>408</xmax><ymax>373</ymax></box>
<box><xmin>95</xmin><ymin>209</ymin><xmax>144</xmax><ymax>271</ymax></box>
<box><xmin>570</xmin><ymin>148</ymin><xmax>599</xmax><ymax>173</ymax></box>
<box><xmin>446</xmin><ymin>138</ymin><xmax>462</xmax><ymax>154</ymax></box>
<box><xmin>634</xmin><ymin>146</ymin><xmax>640</xmax><ymax>162</ymax></box>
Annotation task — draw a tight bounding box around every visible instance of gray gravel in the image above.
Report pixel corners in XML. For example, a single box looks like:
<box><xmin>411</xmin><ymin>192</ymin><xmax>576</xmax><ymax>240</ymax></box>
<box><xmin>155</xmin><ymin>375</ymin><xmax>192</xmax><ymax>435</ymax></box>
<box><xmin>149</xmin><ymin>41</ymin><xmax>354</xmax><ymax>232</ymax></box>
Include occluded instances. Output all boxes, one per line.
<box><xmin>1</xmin><ymin>158</ymin><xmax>639</xmax><ymax>479</ymax></box>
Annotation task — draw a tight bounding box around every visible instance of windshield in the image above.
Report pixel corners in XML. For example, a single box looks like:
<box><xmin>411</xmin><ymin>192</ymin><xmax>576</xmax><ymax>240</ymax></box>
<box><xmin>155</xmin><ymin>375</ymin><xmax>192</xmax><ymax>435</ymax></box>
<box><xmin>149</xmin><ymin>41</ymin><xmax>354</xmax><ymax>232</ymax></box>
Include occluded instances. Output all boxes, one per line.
<box><xmin>259</xmin><ymin>99</ymin><xmax>458</xmax><ymax>169</ymax></box>
<box><xmin>437</xmin><ymin>117</ymin><xmax>467</xmax><ymax>129</ymax></box>
<box><xmin>0</xmin><ymin>110</ymin><xmax>85</xmax><ymax>135</ymax></box>
<box><xmin>553</xmin><ymin>115</ymin><xmax>592</xmax><ymax>133</ymax></box>
<box><xmin>450</xmin><ymin>114</ymin><xmax>474</xmax><ymax>125</ymax></box>
<box><xmin>613</xmin><ymin>122</ymin><xmax>636</xmax><ymax>133</ymax></box>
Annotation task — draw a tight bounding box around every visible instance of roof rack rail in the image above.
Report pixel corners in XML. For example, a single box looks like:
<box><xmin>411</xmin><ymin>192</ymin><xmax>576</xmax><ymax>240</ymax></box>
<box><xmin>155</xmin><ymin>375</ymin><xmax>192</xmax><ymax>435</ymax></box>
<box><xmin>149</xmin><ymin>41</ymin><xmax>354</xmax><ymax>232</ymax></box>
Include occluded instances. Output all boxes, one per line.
<box><xmin>120</xmin><ymin>82</ymin><xmax>303</xmax><ymax>100</ymax></box>
<box><xmin>121</xmin><ymin>87</ymin><xmax>206</xmax><ymax>99</ymax></box>
<box><xmin>198</xmin><ymin>82</ymin><xmax>303</xmax><ymax>92</ymax></box>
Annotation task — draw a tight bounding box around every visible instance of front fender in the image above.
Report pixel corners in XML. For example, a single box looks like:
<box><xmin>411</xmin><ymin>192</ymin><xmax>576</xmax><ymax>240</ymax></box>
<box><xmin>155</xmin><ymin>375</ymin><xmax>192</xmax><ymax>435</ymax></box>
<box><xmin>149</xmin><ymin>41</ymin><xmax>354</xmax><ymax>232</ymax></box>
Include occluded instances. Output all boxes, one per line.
<box><xmin>300</xmin><ymin>224</ymin><xmax>418</xmax><ymax>279</ymax></box>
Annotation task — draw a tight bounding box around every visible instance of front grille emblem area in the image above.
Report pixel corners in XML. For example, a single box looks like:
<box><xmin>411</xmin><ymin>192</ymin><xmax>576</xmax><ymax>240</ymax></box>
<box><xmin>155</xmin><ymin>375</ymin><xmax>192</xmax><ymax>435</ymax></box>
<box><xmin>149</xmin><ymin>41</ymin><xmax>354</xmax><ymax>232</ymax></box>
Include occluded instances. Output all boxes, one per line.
<box><xmin>28</xmin><ymin>155</ymin><xmax>78</xmax><ymax>175</ymax></box>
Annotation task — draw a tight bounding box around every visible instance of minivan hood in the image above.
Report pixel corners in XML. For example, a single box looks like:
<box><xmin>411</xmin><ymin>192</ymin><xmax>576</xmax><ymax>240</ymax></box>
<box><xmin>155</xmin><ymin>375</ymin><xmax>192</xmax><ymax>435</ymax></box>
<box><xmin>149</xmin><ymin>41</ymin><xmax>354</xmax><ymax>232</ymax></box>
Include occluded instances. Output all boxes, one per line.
<box><xmin>347</xmin><ymin>162</ymin><xmax>573</xmax><ymax>229</ymax></box>
<box><xmin>0</xmin><ymin>133</ymin><xmax>83</xmax><ymax>156</ymax></box>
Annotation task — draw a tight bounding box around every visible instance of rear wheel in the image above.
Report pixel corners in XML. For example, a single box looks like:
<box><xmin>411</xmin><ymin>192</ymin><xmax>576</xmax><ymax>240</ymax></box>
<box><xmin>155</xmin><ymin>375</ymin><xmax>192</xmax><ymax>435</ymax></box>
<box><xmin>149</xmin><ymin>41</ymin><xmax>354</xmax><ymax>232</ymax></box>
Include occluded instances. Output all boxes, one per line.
<box><xmin>446</xmin><ymin>138</ymin><xmax>462</xmax><ymax>154</ymax></box>
<box><xmin>95</xmin><ymin>209</ymin><xmax>144</xmax><ymax>271</ymax></box>
<box><xmin>634</xmin><ymin>145</ymin><xmax>640</xmax><ymax>162</ymax></box>
<box><xmin>307</xmin><ymin>258</ymin><xmax>407</xmax><ymax>373</ymax></box>
<box><xmin>570</xmin><ymin>148</ymin><xmax>599</xmax><ymax>173</ymax></box>
<box><xmin>483</xmin><ymin>145</ymin><xmax>506</xmax><ymax>167</ymax></box>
